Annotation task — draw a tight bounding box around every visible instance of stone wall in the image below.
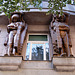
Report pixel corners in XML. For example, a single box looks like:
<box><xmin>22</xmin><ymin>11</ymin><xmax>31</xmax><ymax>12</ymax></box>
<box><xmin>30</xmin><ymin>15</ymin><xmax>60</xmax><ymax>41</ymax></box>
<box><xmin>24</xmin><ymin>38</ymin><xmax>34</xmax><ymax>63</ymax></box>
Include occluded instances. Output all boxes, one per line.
<box><xmin>0</xmin><ymin>57</ymin><xmax>75</xmax><ymax>75</ymax></box>
<box><xmin>0</xmin><ymin>15</ymin><xmax>9</xmax><ymax>56</ymax></box>
<box><xmin>0</xmin><ymin>15</ymin><xmax>75</xmax><ymax>75</ymax></box>
<box><xmin>0</xmin><ymin>25</ymin><xmax>7</xmax><ymax>56</ymax></box>
<box><xmin>0</xmin><ymin>65</ymin><xmax>75</xmax><ymax>75</ymax></box>
<box><xmin>68</xmin><ymin>15</ymin><xmax>75</xmax><ymax>56</ymax></box>
<box><xmin>70</xmin><ymin>25</ymin><xmax>75</xmax><ymax>56</ymax></box>
<box><xmin>0</xmin><ymin>16</ymin><xmax>9</xmax><ymax>25</ymax></box>
<box><xmin>0</xmin><ymin>15</ymin><xmax>75</xmax><ymax>56</ymax></box>
<box><xmin>22</xmin><ymin>24</ymin><xmax>49</xmax><ymax>59</ymax></box>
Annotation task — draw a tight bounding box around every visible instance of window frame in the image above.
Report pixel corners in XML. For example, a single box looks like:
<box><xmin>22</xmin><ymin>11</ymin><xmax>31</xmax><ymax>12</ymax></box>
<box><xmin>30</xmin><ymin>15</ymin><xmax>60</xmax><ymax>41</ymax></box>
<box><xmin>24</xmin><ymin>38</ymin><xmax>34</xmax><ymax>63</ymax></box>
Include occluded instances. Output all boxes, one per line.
<box><xmin>25</xmin><ymin>33</ymin><xmax>49</xmax><ymax>60</ymax></box>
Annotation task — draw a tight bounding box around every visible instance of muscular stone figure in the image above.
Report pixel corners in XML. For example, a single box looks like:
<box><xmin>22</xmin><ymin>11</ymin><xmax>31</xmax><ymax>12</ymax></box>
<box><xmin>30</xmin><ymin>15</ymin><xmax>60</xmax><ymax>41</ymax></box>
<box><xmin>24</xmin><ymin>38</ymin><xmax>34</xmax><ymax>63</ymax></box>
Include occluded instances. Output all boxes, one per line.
<box><xmin>4</xmin><ymin>13</ymin><xmax>27</xmax><ymax>56</ymax></box>
<box><xmin>51</xmin><ymin>14</ymin><xmax>73</xmax><ymax>57</ymax></box>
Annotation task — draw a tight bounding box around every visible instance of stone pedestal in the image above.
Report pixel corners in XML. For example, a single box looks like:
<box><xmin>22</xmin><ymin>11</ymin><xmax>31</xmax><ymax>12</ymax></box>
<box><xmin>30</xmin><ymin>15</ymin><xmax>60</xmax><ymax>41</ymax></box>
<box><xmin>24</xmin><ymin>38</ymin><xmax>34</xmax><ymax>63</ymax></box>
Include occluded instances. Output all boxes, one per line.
<box><xmin>53</xmin><ymin>57</ymin><xmax>75</xmax><ymax>72</ymax></box>
<box><xmin>0</xmin><ymin>56</ymin><xmax>22</xmax><ymax>71</ymax></box>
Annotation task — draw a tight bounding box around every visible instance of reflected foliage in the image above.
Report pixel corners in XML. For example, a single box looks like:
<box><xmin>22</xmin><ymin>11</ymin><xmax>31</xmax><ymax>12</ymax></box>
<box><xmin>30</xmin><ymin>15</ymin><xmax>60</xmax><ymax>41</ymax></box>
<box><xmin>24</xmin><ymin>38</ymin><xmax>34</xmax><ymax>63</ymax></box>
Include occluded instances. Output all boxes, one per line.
<box><xmin>32</xmin><ymin>44</ymin><xmax>43</xmax><ymax>60</ymax></box>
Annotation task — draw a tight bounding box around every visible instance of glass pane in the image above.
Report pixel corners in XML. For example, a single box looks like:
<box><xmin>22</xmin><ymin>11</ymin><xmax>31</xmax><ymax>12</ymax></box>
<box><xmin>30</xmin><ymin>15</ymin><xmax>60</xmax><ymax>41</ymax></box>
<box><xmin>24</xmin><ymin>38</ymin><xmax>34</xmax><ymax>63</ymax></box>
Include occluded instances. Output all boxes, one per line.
<box><xmin>25</xmin><ymin>43</ymin><xmax>30</xmax><ymax>60</ymax></box>
<box><xmin>29</xmin><ymin>35</ymin><xmax>48</xmax><ymax>41</ymax></box>
<box><xmin>45</xmin><ymin>43</ymin><xmax>49</xmax><ymax>60</ymax></box>
<box><xmin>32</xmin><ymin>44</ymin><xmax>44</xmax><ymax>60</ymax></box>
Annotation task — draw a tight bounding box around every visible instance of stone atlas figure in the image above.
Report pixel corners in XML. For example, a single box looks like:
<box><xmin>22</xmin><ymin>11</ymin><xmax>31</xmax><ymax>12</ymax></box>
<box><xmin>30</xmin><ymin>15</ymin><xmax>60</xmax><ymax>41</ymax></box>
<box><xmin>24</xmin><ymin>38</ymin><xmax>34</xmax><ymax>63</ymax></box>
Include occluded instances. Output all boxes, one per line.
<box><xmin>4</xmin><ymin>12</ymin><xmax>27</xmax><ymax>56</ymax></box>
<box><xmin>50</xmin><ymin>14</ymin><xmax>73</xmax><ymax>57</ymax></box>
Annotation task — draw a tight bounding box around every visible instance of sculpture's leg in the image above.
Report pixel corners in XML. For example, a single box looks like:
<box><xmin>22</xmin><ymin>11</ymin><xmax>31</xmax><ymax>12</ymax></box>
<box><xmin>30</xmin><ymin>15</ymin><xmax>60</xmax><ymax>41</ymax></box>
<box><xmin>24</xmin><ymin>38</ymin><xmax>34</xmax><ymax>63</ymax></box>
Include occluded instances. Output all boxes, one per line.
<box><xmin>60</xmin><ymin>38</ymin><xmax>67</xmax><ymax>57</ymax></box>
<box><xmin>8</xmin><ymin>44</ymin><xmax>13</xmax><ymax>56</ymax></box>
<box><xmin>8</xmin><ymin>31</ymin><xmax>13</xmax><ymax>56</ymax></box>
<box><xmin>56</xmin><ymin>26</ymin><xmax>62</xmax><ymax>55</ymax></box>
<box><xmin>14</xmin><ymin>26</ymin><xmax>22</xmax><ymax>55</ymax></box>
<box><xmin>63</xmin><ymin>32</ymin><xmax>71</xmax><ymax>57</ymax></box>
<box><xmin>13</xmin><ymin>34</ymin><xmax>18</xmax><ymax>55</ymax></box>
<box><xmin>60</xmin><ymin>31</ymin><xmax>67</xmax><ymax>57</ymax></box>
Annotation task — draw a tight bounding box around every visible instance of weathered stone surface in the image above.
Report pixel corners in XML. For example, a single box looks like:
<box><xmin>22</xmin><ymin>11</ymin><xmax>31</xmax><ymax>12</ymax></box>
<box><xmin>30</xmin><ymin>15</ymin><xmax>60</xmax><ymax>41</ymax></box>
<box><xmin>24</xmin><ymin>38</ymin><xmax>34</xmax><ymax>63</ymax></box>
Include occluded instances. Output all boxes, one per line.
<box><xmin>0</xmin><ymin>57</ymin><xmax>22</xmax><ymax>65</ymax></box>
<box><xmin>53</xmin><ymin>57</ymin><xmax>75</xmax><ymax>72</ymax></box>
<box><xmin>0</xmin><ymin>16</ymin><xmax>9</xmax><ymax>25</ymax></box>
<box><xmin>0</xmin><ymin>66</ymin><xmax>18</xmax><ymax>71</ymax></box>
<box><xmin>0</xmin><ymin>68</ymin><xmax>75</xmax><ymax>75</ymax></box>
<box><xmin>0</xmin><ymin>12</ymin><xmax>75</xmax><ymax>74</ymax></box>
<box><xmin>21</xmin><ymin>61</ymin><xmax>53</xmax><ymax>69</ymax></box>
<box><xmin>0</xmin><ymin>12</ymin><xmax>75</xmax><ymax>25</ymax></box>
<box><xmin>23</xmin><ymin>12</ymin><xmax>52</xmax><ymax>25</ymax></box>
<box><xmin>55</xmin><ymin>66</ymin><xmax>75</xmax><ymax>72</ymax></box>
<box><xmin>28</xmin><ymin>25</ymin><xmax>49</xmax><ymax>32</ymax></box>
<box><xmin>0</xmin><ymin>57</ymin><xmax>22</xmax><ymax>71</ymax></box>
<box><xmin>53</xmin><ymin>57</ymin><xmax>75</xmax><ymax>65</ymax></box>
<box><xmin>69</xmin><ymin>15</ymin><xmax>75</xmax><ymax>25</ymax></box>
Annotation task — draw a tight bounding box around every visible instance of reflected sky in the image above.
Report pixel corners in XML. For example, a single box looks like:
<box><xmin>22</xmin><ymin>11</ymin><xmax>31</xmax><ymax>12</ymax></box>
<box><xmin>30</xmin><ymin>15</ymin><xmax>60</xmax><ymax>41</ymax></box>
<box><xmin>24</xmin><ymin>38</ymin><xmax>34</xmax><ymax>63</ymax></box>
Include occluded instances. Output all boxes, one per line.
<box><xmin>45</xmin><ymin>43</ymin><xmax>49</xmax><ymax>60</ymax></box>
<box><xmin>25</xmin><ymin>43</ymin><xmax>30</xmax><ymax>60</ymax></box>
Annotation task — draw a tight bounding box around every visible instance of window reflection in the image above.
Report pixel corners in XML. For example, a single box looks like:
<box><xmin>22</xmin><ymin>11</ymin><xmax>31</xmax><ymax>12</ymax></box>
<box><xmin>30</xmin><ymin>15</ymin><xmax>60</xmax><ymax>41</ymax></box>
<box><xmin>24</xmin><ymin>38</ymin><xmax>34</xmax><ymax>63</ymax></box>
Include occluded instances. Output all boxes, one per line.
<box><xmin>25</xmin><ymin>43</ymin><xmax>30</xmax><ymax>60</ymax></box>
<box><xmin>32</xmin><ymin>44</ymin><xmax>44</xmax><ymax>60</ymax></box>
<box><xmin>45</xmin><ymin>43</ymin><xmax>49</xmax><ymax>60</ymax></box>
<box><xmin>29</xmin><ymin>35</ymin><xmax>48</xmax><ymax>41</ymax></box>
<box><xmin>25</xmin><ymin>34</ymin><xmax>49</xmax><ymax>60</ymax></box>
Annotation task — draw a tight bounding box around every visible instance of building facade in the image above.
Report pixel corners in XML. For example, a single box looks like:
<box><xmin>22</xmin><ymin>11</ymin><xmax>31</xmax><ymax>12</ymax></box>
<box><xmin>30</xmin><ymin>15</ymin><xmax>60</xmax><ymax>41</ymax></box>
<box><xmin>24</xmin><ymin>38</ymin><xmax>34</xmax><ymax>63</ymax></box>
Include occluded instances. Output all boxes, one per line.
<box><xmin>0</xmin><ymin>1</ymin><xmax>75</xmax><ymax>75</ymax></box>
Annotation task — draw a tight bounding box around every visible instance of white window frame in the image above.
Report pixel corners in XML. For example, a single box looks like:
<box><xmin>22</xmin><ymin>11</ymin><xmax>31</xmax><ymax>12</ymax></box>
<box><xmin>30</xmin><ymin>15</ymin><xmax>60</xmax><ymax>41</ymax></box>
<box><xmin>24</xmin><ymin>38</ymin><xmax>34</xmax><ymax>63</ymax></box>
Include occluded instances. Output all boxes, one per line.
<box><xmin>25</xmin><ymin>33</ymin><xmax>49</xmax><ymax>60</ymax></box>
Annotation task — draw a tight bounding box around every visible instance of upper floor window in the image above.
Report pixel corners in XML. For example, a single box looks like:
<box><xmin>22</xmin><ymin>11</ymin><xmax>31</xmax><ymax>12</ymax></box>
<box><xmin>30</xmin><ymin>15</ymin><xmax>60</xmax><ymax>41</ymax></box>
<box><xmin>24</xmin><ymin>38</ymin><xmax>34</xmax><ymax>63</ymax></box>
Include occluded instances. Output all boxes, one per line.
<box><xmin>25</xmin><ymin>34</ymin><xmax>49</xmax><ymax>60</ymax></box>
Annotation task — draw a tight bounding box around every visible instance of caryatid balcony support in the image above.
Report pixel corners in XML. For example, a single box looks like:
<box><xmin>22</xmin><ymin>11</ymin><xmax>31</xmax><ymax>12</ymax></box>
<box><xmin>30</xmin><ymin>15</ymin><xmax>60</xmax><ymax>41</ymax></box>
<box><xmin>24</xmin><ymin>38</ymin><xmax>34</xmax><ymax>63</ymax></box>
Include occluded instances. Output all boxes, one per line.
<box><xmin>50</xmin><ymin>14</ymin><xmax>73</xmax><ymax>57</ymax></box>
<box><xmin>4</xmin><ymin>12</ymin><xmax>28</xmax><ymax>56</ymax></box>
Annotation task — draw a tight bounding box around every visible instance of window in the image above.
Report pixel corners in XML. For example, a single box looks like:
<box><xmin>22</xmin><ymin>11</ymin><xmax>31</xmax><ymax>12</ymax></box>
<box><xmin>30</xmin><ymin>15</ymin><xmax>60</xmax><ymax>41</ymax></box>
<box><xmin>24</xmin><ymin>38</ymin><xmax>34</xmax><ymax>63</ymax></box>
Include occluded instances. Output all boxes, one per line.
<box><xmin>25</xmin><ymin>34</ymin><xmax>49</xmax><ymax>60</ymax></box>
<box><xmin>29</xmin><ymin>35</ymin><xmax>48</xmax><ymax>41</ymax></box>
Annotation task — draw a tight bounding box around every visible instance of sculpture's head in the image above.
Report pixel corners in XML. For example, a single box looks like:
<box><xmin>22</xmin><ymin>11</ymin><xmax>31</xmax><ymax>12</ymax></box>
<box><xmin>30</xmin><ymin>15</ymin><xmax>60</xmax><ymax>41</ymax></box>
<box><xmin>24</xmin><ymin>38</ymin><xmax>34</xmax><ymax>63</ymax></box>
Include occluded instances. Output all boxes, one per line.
<box><xmin>53</xmin><ymin>14</ymin><xmax>66</xmax><ymax>22</ymax></box>
<box><xmin>56</xmin><ymin>14</ymin><xmax>66</xmax><ymax>22</ymax></box>
<box><xmin>10</xmin><ymin>12</ymin><xmax>24</xmax><ymax>23</ymax></box>
<box><xmin>11</xmin><ymin>14</ymin><xmax>20</xmax><ymax>22</ymax></box>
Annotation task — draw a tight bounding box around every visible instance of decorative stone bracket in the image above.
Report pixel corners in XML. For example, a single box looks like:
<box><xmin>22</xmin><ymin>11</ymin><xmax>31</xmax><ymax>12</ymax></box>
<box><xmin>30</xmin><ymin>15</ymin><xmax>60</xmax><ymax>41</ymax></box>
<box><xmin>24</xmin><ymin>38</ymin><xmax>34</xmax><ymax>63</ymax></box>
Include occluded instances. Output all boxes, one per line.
<box><xmin>53</xmin><ymin>57</ymin><xmax>75</xmax><ymax>72</ymax></box>
<box><xmin>0</xmin><ymin>56</ymin><xmax>22</xmax><ymax>71</ymax></box>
